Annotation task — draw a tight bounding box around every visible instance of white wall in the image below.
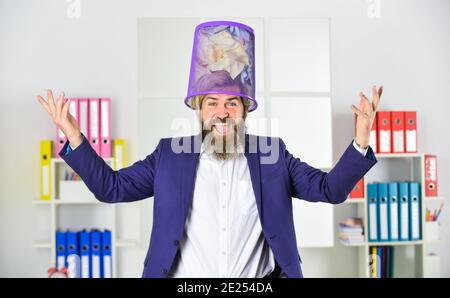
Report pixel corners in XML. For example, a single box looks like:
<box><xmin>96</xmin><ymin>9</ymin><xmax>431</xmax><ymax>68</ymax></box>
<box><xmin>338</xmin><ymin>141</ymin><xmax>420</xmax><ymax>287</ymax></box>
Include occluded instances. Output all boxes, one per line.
<box><xmin>0</xmin><ymin>0</ymin><xmax>449</xmax><ymax>277</ymax></box>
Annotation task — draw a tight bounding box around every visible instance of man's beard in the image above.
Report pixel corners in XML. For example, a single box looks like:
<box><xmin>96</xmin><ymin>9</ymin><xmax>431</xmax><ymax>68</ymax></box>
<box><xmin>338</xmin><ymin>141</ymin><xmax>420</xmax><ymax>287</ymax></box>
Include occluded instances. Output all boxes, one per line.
<box><xmin>202</xmin><ymin>117</ymin><xmax>246</xmax><ymax>160</ymax></box>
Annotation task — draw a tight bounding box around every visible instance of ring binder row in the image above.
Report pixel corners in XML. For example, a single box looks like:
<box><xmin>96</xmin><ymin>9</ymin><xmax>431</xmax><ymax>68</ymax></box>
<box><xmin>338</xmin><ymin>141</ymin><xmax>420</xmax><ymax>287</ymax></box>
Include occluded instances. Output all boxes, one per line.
<box><xmin>369</xmin><ymin>246</ymin><xmax>394</xmax><ymax>278</ymax></box>
<box><xmin>56</xmin><ymin>98</ymin><xmax>111</xmax><ymax>158</ymax></box>
<box><xmin>39</xmin><ymin>139</ymin><xmax>126</xmax><ymax>201</ymax></box>
<box><xmin>354</xmin><ymin>111</ymin><xmax>417</xmax><ymax>154</ymax></box>
<box><xmin>367</xmin><ymin>182</ymin><xmax>421</xmax><ymax>242</ymax></box>
<box><xmin>55</xmin><ymin>229</ymin><xmax>112</xmax><ymax>278</ymax></box>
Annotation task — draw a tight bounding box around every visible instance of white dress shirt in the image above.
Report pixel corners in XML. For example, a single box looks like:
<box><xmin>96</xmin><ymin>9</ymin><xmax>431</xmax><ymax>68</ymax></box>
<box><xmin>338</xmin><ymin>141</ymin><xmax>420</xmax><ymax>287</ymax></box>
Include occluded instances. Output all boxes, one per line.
<box><xmin>168</xmin><ymin>139</ymin><xmax>368</xmax><ymax>277</ymax></box>
<box><xmin>170</xmin><ymin>145</ymin><xmax>275</xmax><ymax>278</ymax></box>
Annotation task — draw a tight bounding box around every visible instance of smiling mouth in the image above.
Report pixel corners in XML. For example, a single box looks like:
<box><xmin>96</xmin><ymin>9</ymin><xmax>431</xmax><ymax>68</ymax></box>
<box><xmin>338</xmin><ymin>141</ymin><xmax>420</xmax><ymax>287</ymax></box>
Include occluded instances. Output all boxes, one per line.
<box><xmin>213</xmin><ymin>123</ymin><xmax>231</xmax><ymax>135</ymax></box>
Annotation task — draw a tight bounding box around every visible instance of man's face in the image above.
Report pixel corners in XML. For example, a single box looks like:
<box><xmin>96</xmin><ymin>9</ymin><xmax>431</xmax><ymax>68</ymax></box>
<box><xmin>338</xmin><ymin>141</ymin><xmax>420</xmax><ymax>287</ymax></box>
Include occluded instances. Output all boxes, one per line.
<box><xmin>200</xmin><ymin>94</ymin><xmax>244</xmax><ymax>137</ymax></box>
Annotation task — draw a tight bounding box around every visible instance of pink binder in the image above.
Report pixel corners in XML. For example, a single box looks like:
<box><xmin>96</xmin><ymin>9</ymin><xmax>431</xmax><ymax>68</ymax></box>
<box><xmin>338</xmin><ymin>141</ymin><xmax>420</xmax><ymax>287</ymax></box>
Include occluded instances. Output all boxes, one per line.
<box><xmin>100</xmin><ymin>98</ymin><xmax>111</xmax><ymax>158</ymax></box>
<box><xmin>78</xmin><ymin>98</ymin><xmax>89</xmax><ymax>141</ymax></box>
<box><xmin>88</xmin><ymin>98</ymin><xmax>101</xmax><ymax>155</ymax></box>
<box><xmin>56</xmin><ymin>98</ymin><xmax>78</xmax><ymax>156</ymax></box>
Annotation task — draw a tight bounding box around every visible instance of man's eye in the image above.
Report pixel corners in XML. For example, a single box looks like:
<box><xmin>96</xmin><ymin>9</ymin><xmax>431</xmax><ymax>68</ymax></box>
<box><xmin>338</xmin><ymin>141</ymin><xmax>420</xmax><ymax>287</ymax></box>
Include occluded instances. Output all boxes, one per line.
<box><xmin>208</xmin><ymin>102</ymin><xmax>217</xmax><ymax>106</ymax></box>
<box><xmin>228</xmin><ymin>102</ymin><xmax>237</xmax><ymax>107</ymax></box>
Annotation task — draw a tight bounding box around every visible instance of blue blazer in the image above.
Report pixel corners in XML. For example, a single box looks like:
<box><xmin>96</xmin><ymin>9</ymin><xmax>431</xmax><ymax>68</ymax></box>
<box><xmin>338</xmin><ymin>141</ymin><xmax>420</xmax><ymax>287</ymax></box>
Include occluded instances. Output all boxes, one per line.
<box><xmin>60</xmin><ymin>134</ymin><xmax>377</xmax><ymax>278</ymax></box>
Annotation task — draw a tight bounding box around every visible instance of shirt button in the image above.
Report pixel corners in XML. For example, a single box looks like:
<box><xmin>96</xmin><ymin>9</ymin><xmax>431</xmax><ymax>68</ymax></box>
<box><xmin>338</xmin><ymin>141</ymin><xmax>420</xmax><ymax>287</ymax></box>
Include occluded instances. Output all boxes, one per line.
<box><xmin>222</xmin><ymin>228</ymin><xmax>226</xmax><ymax>232</ymax></box>
<box><xmin>173</xmin><ymin>240</ymin><xmax>180</xmax><ymax>246</ymax></box>
<box><xmin>222</xmin><ymin>251</ymin><xmax>226</xmax><ymax>255</ymax></box>
<box><xmin>222</xmin><ymin>205</ymin><xmax>226</xmax><ymax>209</ymax></box>
<box><xmin>222</xmin><ymin>182</ymin><xmax>226</xmax><ymax>187</ymax></box>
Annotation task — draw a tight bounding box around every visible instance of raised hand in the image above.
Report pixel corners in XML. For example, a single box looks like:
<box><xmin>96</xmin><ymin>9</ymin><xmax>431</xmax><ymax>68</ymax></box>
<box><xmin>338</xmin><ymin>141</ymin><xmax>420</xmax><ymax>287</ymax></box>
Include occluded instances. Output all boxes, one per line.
<box><xmin>351</xmin><ymin>85</ymin><xmax>383</xmax><ymax>149</ymax></box>
<box><xmin>36</xmin><ymin>89</ymin><xmax>83</xmax><ymax>148</ymax></box>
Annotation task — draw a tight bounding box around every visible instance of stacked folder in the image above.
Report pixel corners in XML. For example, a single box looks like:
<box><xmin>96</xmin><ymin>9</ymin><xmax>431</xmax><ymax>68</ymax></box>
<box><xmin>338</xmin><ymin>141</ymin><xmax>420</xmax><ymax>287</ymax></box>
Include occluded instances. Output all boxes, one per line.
<box><xmin>367</xmin><ymin>182</ymin><xmax>421</xmax><ymax>242</ymax></box>
<box><xmin>338</xmin><ymin>217</ymin><xmax>364</xmax><ymax>245</ymax></box>
<box><xmin>369</xmin><ymin>246</ymin><xmax>394</xmax><ymax>278</ymax></box>
<box><xmin>56</xmin><ymin>229</ymin><xmax>112</xmax><ymax>278</ymax></box>
<box><xmin>56</xmin><ymin>98</ymin><xmax>112</xmax><ymax>158</ymax></box>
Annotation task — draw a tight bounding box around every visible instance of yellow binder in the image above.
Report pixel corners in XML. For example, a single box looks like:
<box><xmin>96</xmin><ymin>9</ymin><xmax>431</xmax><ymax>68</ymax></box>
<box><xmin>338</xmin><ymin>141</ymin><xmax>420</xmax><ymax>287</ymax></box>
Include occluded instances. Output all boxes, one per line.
<box><xmin>113</xmin><ymin>139</ymin><xmax>125</xmax><ymax>170</ymax></box>
<box><xmin>370</xmin><ymin>246</ymin><xmax>378</xmax><ymax>278</ymax></box>
<box><xmin>40</xmin><ymin>140</ymin><xmax>52</xmax><ymax>200</ymax></box>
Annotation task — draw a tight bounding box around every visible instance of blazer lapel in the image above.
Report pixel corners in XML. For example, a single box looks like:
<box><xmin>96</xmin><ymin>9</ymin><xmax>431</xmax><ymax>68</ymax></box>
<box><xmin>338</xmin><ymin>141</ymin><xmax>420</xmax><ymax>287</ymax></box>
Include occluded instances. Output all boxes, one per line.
<box><xmin>244</xmin><ymin>134</ymin><xmax>263</xmax><ymax>222</ymax></box>
<box><xmin>180</xmin><ymin>135</ymin><xmax>201</xmax><ymax>221</ymax></box>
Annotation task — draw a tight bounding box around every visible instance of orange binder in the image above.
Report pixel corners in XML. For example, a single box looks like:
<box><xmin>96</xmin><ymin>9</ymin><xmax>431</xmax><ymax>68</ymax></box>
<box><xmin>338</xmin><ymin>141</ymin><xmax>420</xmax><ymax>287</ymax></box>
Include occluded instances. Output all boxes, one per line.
<box><xmin>405</xmin><ymin>111</ymin><xmax>417</xmax><ymax>153</ymax></box>
<box><xmin>425</xmin><ymin>155</ymin><xmax>438</xmax><ymax>197</ymax></box>
<box><xmin>377</xmin><ymin>111</ymin><xmax>391</xmax><ymax>153</ymax></box>
<box><xmin>391</xmin><ymin>111</ymin><xmax>405</xmax><ymax>153</ymax></box>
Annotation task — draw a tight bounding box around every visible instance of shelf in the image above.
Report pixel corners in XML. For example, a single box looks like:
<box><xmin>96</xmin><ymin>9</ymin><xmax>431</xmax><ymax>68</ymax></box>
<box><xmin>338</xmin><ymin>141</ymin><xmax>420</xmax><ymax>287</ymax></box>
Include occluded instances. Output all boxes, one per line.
<box><xmin>367</xmin><ymin>240</ymin><xmax>423</xmax><ymax>246</ymax></box>
<box><xmin>32</xmin><ymin>199</ymin><xmax>51</xmax><ymax>205</ymax></box>
<box><xmin>340</xmin><ymin>240</ymin><xmax>424</xmax><ymax>247</ymax></box>
<box><xmin>425</xmin><ymin>196</ymin><xmax>445</xmax><ymax>202</ymax></box>
<box><xmin>52</xmin><ymin>157</ymin><xmax>114</xmax><ymax>163</ymax></box>
<box><xmin>55</xmin><ymin>199</ymin><xmax>103</xmax><ymax>205</ymax></box>
<box><xmin>375</xmin><ymin>153</ymin><xmax>423</xmax><ymax>159</ymax></box>
<box><xmin>32</xmin><ymin>199</ymin><xmax>104</xmax><ymax>205</ymax></box>
<box><xmin>345</xmin><ymin>198</ymin><xmax>364</xmax><ymax>204</ymax></box>
<box><xmin>32</xmin><ymin>241</ymin><xmax>52</xmax><ymax>249</ymax></box>
<box><xmin>116</xmin><ymin>240</ymin><xmax>139</xmax><ymax>248</ymax></box>
<box><xmin>339</xmin><ymin>240</ymin><xmax>365</xmax><ymax>247</ymax></box>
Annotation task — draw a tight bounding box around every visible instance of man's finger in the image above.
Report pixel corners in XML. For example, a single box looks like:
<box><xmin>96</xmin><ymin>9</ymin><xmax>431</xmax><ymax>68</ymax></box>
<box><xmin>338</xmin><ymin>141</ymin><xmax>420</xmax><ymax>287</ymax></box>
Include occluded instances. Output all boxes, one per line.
<box><xmin>351</xmin><ymin>104</ymin><xmax>364</xmax><ymax>117</ymax></box>
<box><xmin>47</xmin><ymin>89</ymin><xmax>56</xmax><ymax>113</ymax></box>
<box><xmin>56</xmin><ymin>91</ymin><xmax>65</xmax><ymax>119</ymax></box>
<box><xmin>61</xmin><ymin>97</ymin><xmax>70</xmax><ymax>119</ymax></box>
<box><xmin>359</xmin><ymin>92</ymin><xmax>372</xmax><ymax>113</ymax></box>
<box><xmin>36</xmin><ymin>96</ymin><xmax>51</xmax><ymax>114</ymax></box>
<box><xmin>372</xmin><ymin>86</ymin><xmax>383</xmax><ymax>111</ymax></box>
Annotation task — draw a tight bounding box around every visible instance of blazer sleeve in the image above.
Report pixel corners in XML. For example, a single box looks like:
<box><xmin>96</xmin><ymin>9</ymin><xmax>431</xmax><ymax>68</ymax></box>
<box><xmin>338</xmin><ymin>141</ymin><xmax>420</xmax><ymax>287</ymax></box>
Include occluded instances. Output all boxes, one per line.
<box><xmin>282</xmin><ymin>138</ymin><xmax>377</xmax><ymax>204</ymax></box>
<box><xmin>59</xmin><ymin>135</ymin><xmax>163</xmax><ymax>203</ymax></box>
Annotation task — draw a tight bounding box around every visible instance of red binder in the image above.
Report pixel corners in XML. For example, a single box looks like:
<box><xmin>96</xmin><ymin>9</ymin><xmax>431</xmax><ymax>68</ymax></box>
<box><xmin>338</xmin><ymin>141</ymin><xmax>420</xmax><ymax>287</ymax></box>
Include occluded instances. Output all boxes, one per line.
<box><xmin>377</xmin><ymin>111</ymin><xmax>391</xmax><ymax>153</ymax></box>
<box><xmin>405</xmin><ymin>111</ymin><xmax>417</xmax><ymax>153</ymax></box>
<box><xmin>425</xmin><ymin>155</ymin><xmax>438</xmax><ymax>197</ymax></box>
<box><xmin>349</xmin><ymin>177</ymin><xmax>364</xmax><ymax>199</ymax></box>
<box><xmin>354</xmin><ymin>114</ymin><xmax>377</xmax><ymax>153</ymax></box>
<box><xmin>370</xmin><ymin>113</ymin><xmax>378</xmax><ymax>153</ymax></box>
<box><xmin>391</xmin><ymin>111</ymin><xmax>405</xmax><ymax>153</ymax></box>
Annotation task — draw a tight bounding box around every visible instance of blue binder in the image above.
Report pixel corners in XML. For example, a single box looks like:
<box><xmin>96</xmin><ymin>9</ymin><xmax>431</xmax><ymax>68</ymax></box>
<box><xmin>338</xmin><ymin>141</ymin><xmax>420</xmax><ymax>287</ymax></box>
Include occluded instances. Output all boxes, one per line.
<box><xmin>409</xmin><ymin>182</ymin><xmax>421</xmax><ymax>240</ymax></box>
<box><xmin>388</xmin><ymin>183</ymin><xmax>399</xmax><ymax>241</ymax></box>
<box><xmin>66</xmin><ymin>231</ymin><xmax>80</xmax><ymax>278</ymax></box>
<box><xmin>398</xmin><ymin>182</ymin><xmax>410</xmax><ymax>241</ymax></box>
<box><xmin>102</xmin><ymin>230</ymin><xmax>112</xmax><ymax>278</ymax></box>
<box><xmin>90</xmin><ymin>230</ymin><xmax>103</xmax><ymax>278</ymax></box>
<box><xmin>377</xmin><ymin>246</ymin><xmax>382</xmax><ymax>278</ymax></box>
<box><xmin>79</xmin><ymin>230</ymin><xmax>91</xmax><ymax>278</ymax></box>
<box><xmin>55</xmin><ymin>231</ymin><xmax>66</xmax><ymax>270</ymax></box>
<box><xmin>367</xmin><ymin>184</ymin><xmax>379</xmax><ymax>242</ymax></box>
<box><xmin>378</xmin><ymin>183</ymin><xmax>389</xmax><ymax>242</ymax></box>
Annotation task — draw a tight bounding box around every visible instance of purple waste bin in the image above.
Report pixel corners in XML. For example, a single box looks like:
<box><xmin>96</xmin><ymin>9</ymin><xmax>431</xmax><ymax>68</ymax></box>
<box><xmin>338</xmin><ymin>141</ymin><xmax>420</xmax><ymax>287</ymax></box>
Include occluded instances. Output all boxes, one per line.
<box><xmin>184</xmin><ymin>21</ymin><xmax>257</xmax><ymax>112</ymax></box>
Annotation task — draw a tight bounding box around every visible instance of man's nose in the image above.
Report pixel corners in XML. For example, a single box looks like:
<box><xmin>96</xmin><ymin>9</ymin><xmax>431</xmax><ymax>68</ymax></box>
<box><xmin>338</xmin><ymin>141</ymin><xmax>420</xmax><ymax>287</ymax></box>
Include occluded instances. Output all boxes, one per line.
<box><xmin>216</xmin><ymin>104</ymin><xmax>229</xmax><ymax>118</ymax></box>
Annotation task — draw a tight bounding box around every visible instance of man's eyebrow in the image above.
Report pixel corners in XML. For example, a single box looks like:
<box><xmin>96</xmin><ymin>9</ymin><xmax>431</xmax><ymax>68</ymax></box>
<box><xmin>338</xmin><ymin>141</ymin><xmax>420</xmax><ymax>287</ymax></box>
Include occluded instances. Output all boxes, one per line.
<box><xmin>205</xmin><ymin>96</ymin><xmax>239</xmax><ymax>101</ymax></box>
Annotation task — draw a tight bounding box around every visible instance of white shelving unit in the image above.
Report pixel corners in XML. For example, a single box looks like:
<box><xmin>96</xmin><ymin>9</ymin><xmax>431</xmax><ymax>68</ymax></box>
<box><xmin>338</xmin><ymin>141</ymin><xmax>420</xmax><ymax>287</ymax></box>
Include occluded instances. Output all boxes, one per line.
<box><xmin>341</xmin><ymin>153</ymin><xmax>444</xmax><ymax>277</ymax></box>
<box><xmin>32</xmin><ymin>156</ymin><xmax>140</xmax><ymax>278</ymax></box>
